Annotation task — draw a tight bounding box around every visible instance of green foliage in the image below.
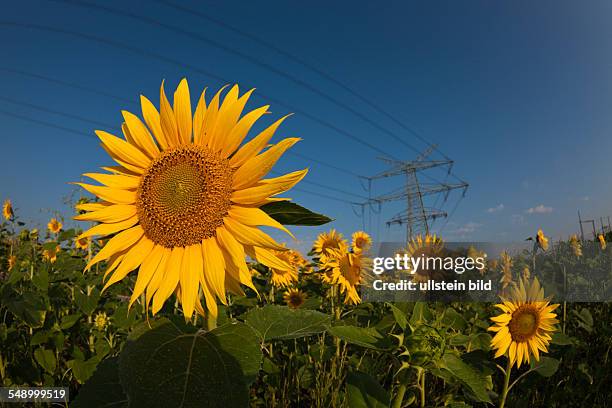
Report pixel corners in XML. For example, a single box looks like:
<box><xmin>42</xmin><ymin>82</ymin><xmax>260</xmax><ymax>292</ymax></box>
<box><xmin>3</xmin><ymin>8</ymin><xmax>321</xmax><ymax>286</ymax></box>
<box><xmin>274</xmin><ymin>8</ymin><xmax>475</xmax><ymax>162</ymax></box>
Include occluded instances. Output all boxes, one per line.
<box><xmin>260</xmin><ymin>201</ymin><xmax>333</xmax><ymax>225</ymax></box>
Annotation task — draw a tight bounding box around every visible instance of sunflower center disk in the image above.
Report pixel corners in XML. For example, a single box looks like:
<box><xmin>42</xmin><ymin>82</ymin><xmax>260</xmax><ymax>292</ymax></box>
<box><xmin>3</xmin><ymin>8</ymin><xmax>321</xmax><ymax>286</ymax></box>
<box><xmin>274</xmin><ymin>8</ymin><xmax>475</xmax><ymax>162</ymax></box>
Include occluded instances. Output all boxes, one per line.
<box><xmin>509</xmin><ymin>305</ymin><xmax>539</xmax><ymax>342</ymax></box>
<box><xmin>137</xmin><ymin>145</ymin><xmax>233</xmax><ymax>248</ymax></box>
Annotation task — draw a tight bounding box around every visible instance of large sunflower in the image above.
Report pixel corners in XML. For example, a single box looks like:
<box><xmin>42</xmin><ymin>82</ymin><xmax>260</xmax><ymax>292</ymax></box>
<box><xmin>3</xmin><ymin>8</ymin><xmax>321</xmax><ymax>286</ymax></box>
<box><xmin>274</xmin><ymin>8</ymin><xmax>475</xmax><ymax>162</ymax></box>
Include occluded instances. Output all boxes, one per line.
<box><xmin>320</xmin><ymin>248</ymin><xmax>365</xmax><ymax>304</ymax></box>
<box><xmin>489</xmin><ymin>277</ymin><xmax>559</xmax><ymax>369</ymax></box>
<box><xmin>313</xmin><ymin>229</ymin><xmax>348</xmax><ymax>256</ymax></box>
<box><xmin>75</xmin><ymin>79</ymin><xmax>307</xmax><ymax>318</ymax></box>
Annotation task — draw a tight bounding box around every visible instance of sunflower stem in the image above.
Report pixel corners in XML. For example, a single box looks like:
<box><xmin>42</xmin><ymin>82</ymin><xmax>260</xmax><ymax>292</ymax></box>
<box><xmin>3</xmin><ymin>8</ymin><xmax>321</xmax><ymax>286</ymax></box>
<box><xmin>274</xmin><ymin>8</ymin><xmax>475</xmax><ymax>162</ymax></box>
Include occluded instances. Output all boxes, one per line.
<box><xmin>499</xmin><ymin>359</ymin><xmax>512</xmax><ymax>408</ymax></box>
<box><xmin>391</xmin><ymin>383</ymin><xmax>407</xmax><ymax>408</ymax></box>
<box><xmin>206</xmin><ymin>313</ymin><xmax>217</xmax><ymax>331</ymax></box>
<box><xmin>419</xmin><ymin>369</ymin><xmax>426</xmax><ymax>408</ymax></box>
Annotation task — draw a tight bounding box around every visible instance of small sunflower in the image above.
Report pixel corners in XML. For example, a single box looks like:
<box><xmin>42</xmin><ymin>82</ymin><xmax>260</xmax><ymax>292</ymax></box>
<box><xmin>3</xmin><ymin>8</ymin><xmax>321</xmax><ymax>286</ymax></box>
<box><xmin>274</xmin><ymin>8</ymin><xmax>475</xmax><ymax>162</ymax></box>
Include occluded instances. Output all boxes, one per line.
<box><xmin>598</xmin><ymin>234</ymin><xmax>607</xmax><ymax>250</ymax></box>
<box><xmin>74</xmin><ymin>80</ymin><xmax>306</xmax><ymax>318</ymax></box>
<box><xmin>404</xmin><ymin>234</ymin><xmax>444</xmax><ymax>283</ymax></box>
<box><xmin>75</xmin><ymin>236</ymin><xmax>91</xmax><ymax>251</ymax></box>
<box><xmin>283</xmin><ymin>288</ymin><xmax>306</xmax><ymax>309</ymax></box>
<box><xmin>569</xmin><ymin>234</ymin><xmax>582</xmax><ymax>257</ymax></box>
<box><xmin>48</xmin><ymin>218</ymin><xmax>63</xmax><ymax>234</ymax></box>
<box><xmin>489</xmin><ymin>277</ymin><xmax>559</xmax><ymax>369</ymax></box>
<box><xmin>93</xmin><ymin>311</ymin><xmax>109</xmax><ymax>331</ymax></box>
<box><xmin>269</xmin><ymin>247</ymin><xmax>300</xmax><ymax>288</ymax></box>
<box><xmin>3</xmin><ymin>199</ymin><xmax>13</xmax><ymax>221</ymax></box>
<box><xmin>313</xmin><ymin>229</ymin><xmax>348</xmax><ymax>256</ymax></box>
<box><xmin>320</xmin><ymin>248</ymin><xmax>365</xmax><ymax>304</ymax></box>
<box><xmin>8</xmin><ymin>255</ymin><xmax>17</xmax><ymax>270</ymax></box>
<box><xmin>536</xmin><ymin>229</ymin><xmax>548</xmax><ymax>251</ymax></box>
<box><xmin>43</xmin><ymin>245</ymin><xmax>61</xmax><ymax>263</ymax></box>
<box><xmin>351</xmin><ymin>231</ymin><xmax>372</xmax><ymax>253</ymax></box>
<box><xmin>522</xmin><ymin>266</ymin><xmax>530</xmax><ymax>281</ymax></box>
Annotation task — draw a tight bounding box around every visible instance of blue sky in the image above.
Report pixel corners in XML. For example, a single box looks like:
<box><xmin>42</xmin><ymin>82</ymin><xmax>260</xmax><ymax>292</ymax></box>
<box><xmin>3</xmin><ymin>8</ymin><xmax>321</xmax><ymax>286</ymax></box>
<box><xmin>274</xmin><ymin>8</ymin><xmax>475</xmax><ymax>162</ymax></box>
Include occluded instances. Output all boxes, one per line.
<box><xmin>2</xmin><ymin>0</ymin><xmax>612</xmax><ymax>245</ymax></box>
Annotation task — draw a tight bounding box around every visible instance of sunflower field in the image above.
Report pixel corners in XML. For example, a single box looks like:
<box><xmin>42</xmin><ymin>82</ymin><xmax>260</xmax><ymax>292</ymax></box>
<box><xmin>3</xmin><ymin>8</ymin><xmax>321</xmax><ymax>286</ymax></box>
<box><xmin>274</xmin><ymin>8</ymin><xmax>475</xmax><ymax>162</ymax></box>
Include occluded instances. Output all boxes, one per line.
<box><xmin>1</xmin><ymin>82</ymin><xmax>611</xmax><ymax>407</ymax></box>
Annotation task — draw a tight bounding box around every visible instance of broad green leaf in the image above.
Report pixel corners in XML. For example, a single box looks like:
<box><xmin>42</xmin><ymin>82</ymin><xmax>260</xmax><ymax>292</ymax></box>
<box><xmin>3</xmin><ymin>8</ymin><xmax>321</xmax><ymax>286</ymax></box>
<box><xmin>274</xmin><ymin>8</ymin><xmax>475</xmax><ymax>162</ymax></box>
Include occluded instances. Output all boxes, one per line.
<box><xmin>441</xmin><ymin>308</ymin><xmax>467</xmax><ymax>330</ymax></box>
<box><xmin>119</xmin><ymin>320</ymin><xmax>262</xmax><ymax>408</ymax></box>
<box><xmin>75</xmin><ymin>288</ymin><xmax>100</xmax><ymax>316</ymax></box>
<box><xmin>531</xmin><ymin>356</ymin><xmax>560</xmax><ymax>377</ymax></box>
<box><xmin>260</xmin><ymin>201</ymin><xmax>332</xmax><ymax>226</ymax></box>
<box><xmin>68</xmin><ymin>357</ymin><xmax>100</xmax><ymax>384</ymax></box>
<box><xmin>449</xmin><ymin>334</ymin><xmax>470</xmax><ymax>346</ymax></box>
<box><xmin>346</xmin><ymin>371</ymin><xmax>390</xmax><ymax>408</ymax></box>
<box><xmin>4</xmin><ymin>292</ymin><xmax>47</xmax><ymax>328</ymax></box>
<box><xmin>387</xmin><ymin>303</ymin><xmax>408</xmax><ymax>330</ymax></box>
<box><xmin>469</xmin><ymin>332</ymin><xmax>492</xmax><ymax>351</ymax></box>
<box><xmin>327</xmin><ymin>325</ymin><xmax>391</xmax><ymax>350</ymax></box>
<box><xmin>60</xmin><ymin>313</ymin><xmax>81</xmax><ymax>330</ymax></box>
<box><xmin>441</xmin><ymin>353</ymin><xmax>492</xmax><ymax>403</ymax></box>
<box><xmin>30</xmin><ymin>330</ymin><xmax>51</xmax><ymax>346</ymax></box>
<box><xmin>551</xmin><ymin>332</ymin><xmax>573</xmax><ymax>346</ymax></box>
<box><xmin>71</xmin><ymin>357</ymin><xmax>128</xmax><ymax>408</ymax></box>
<box><xmin>32</xmin><ymin>266</ymin><xmax>49</xmax><ymax>291</ymax></box>
<box><xmin>244</xmin><ymin>305</ymin><xmax>330</xmax><ymax>341</ymax></box>
<box><xmin>34</xmin><ymin>347</ymin><xmax>56</xmax><ymax>374</ymax></box>
<box><xmin>112</xmin><ymin>304</ymin><xmax>138</xmax><ymax>330</ymax></box>
<box><xmin>409</xmin><ymin>302</ymin><xmax>432</xmax><ymax>329</ymax></box>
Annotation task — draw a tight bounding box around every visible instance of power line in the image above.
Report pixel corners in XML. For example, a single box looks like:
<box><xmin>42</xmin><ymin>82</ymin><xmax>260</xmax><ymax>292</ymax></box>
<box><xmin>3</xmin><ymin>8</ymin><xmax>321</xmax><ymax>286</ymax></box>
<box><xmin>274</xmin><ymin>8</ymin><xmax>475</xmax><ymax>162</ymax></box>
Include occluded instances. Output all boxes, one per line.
<box><xmin>155</xmin><ymin>0</ymin><xmax>450</xmax><ymax>160</ymax></box>
<box><xmin>52</xmin><ymin>0</ymin><xmax>431</xmax><ymax>157</ymax></box>
<box><xmin>0</xmin><ymin>21</ymin><xmax>395</xmax><ymax>160</ymax></box>
<box><xmin>0</xmin><ymin>99</ymin><xmax>363</xmax><ymax>203</ymax></box>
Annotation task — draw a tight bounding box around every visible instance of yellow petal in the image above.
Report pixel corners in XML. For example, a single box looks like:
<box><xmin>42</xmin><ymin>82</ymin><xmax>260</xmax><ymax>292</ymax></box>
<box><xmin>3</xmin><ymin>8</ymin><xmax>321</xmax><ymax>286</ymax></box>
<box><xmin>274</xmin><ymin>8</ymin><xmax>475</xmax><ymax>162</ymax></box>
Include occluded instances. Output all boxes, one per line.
<box><xmin>231</xmin><ymin>169</ymin><xmax>307</xmax><ymax>205</ymax></box>
<box><xmin>152</xmin><ymin>246</ymin><xmax>184</xmax><ymax>314</ymax></box>
<box><xmin>95</xmin><ymin>130</ymin><xmax>151</xmax><ymax>169</ymax></box>
<box><xmin>129</xmin><ymin>244</ymin><xmax>166</xmax><ymax>309</ymax></box>
<box><xmin>173</xmin><ymin>78</ymin><xmax>192</xmax><ymax>145</ymax></box>
<box><xmin>220</xmin><ymin>105</ymin><xmax>269</xmax><ymax>158</ymax></box>
<box><xmin>140</xmin><ymin>95</ymin><xmax>170</xmax><ymax>150</ymax></box>
<box><xmin>145</xmin><ymin>248</ymin><xmax>171</xmax><ymax>312</ymax></box>
<box><xmin>101</xmin><ymin>166</ymin><xmax>141</xmax><ymax>177</ymax></box>
<box><xmin>230</xmin><ymin>114</ymin><xmax>291</xmax><ymax>167</ymax></box>
<box><xmin>232</xmin><ymin>138</ymin><xmax>301</xmax><ymax>189</ymax></box>
<box><xmin>228</xmin><ymin>206</ymin><xmax>294</xmax><ymax>239</ymax></box>
<box><xmin>122</xmin><ymin>110</ymin><xmax>160</xmax><ymax>158</ymax></box>
<box><xmin>83</xmin><ymin>173</ymin><xmax>140</xmax><ymax>190</ymax></box>
<box><xmin>75</xmin><ymin>202</ymin><xmax>111</xmax><ymax>212</ymax></box>
<box><xmin>245</xmin><ymin>245</ymin><xmax>293</xmax><ymax>272</ymax></box>
<box><xmin>100</xmin><ymin>144</ymin><xmax>146</xmax><ymax>175</ymax></box>
<box><xmin>74</xmin><ymin>204</ymin><xmax>137</xmax><ymax>223</ymax></box>
<box><xmin>200</xmin><ymin>85</ymin><xmax>228</xmax><ymax>148</ymax></box>
<box><xmin>180</xmin><ymin>244</ymin><xmax>202</xmax><ymax>319</ymax></box>
<box><xmin>85</xmin><ymin>225</ymin><xmax>144</xmax><ymax>271</ymax></box>
<box><xmin>209</xmin><ymin>85</ymin><xmax>245</xmax><ymax>152</ymax></box>
<box><xmin>223</xmin><ymin>217</ymin><xmax>285</xmax><ymax>251</ymax></box>
<box><xmin>103</xmin><ymin>237</ymin><xmax>154</xmax><ymax>291</ymax></box>
<box><xmin>78</xmin><ymin>215</ymin><xmax>138</xmax><ymax>239</ymax></box>
<box><xmin>74</xmin><ymin>183</ymin><xmax>136</xmax><ymax>205</ymax></box>
<box><xmin>159</xmin><ymin>80</ymin><xmax>179</xmax><ymax>147</ymax></box>
<box><xmin>192</xmin><ymin>88</ymin><xmax>207</xmax><ymax>145</ymax></box>
<box><xmin>509</xmin><ymin>342</ymin><xmax>517</xmax><ymax>367</ymax></box>
<box><xmin>215</xmin><ymin>226</ymin><xmax>253</xmax><ymax>290</ymax></box>
<box><xmin>201</xmin><ymin>237</ymin><xmax>227</xmax><ymax>304</ymax></box>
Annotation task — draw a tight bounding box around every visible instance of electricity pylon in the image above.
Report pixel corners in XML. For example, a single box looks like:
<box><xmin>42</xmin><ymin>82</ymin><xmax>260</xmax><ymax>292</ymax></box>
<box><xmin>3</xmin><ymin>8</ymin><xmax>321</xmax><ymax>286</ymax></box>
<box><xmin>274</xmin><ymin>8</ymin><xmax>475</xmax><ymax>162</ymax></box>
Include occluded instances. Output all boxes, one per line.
<box><xmin>361</xmin><ymin>146</ymin><xmax>468</xmax><ymax>240</ymax></box>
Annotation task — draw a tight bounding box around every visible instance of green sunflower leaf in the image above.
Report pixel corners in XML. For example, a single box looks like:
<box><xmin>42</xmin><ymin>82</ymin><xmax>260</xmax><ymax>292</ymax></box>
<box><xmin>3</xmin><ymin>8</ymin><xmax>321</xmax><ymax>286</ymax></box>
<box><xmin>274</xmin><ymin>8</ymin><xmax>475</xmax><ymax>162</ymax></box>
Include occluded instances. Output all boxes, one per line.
<box><xmin>244</xmin><ymin>305</ymin><xmax>330</xmax><ymax>341</ymax></box>
<box><xmin>346</xmin><ymin>371</ymin><xmax>390</xmax><ymax>408</ymax></box>
<box><xmin>440</xmin><ymin>353</ymin><xmax>492</xmax><ymax>403</ymax></box>
<box><xmin>71</xmin><ymin>357</ymin><xmax>128</xmax><ymax>408</ymax></box>
<box><xmin>327</xmin><ymin>325</ymin><xmax>392</xmax><ymax>350</ymax></box>
<box><xmin>260</xmin><ymin>201</ymin><xmax>332</xmax><ymax>226</ymax></box>
<box><xmin>119</xmin><ymin>319</ymin><xmax>262</xmax><ymax>408</ymax></box>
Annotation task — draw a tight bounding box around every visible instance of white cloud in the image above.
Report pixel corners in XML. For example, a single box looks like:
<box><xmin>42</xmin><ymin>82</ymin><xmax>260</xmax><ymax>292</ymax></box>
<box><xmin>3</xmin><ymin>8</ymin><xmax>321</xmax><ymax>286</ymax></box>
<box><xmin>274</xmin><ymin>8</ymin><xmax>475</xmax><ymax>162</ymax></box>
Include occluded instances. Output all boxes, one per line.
<box><xmin>512</xmin><ymin>214</ymin><xmax>525</xmax><ymax>225</ymax></box>
<box><xmin>581</xmin><ymin>196</ymin><xmax>590</xmax><ymax>201</ymax></box>
<box><xmin>526</xmin><ymin>204</ymin><xmax>553</xmax><ymax>214</ymax></box>
<box><xmin>449</xmin><ymin>222</ymin><xmax>482</xmax><ymax>238</ymax></box>
<box><xmin>486</xmin><ymin>204</ymin><xmax>505</xmax><ymax>213</ymax></box>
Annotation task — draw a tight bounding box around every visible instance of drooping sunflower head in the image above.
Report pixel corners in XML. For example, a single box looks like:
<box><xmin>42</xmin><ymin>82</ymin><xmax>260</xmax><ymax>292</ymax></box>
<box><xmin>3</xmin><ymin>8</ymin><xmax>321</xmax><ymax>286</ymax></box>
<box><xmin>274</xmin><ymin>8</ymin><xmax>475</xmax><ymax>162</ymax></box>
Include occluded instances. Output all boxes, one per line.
<box><xmin>598</xmin><ymin>234</ymin><xmax>607</xmax><ymax>250</ymax></box>
<box><xmin>488</xmin><ymin>277</ymin><xmax>559</xmax><ymax>369</ymax></box>
<box><xmin>351</xmin><ymin>231</ymin><xmax>372</xmax><ymax>253</ymax></box>
<box><xmin>283</xmin><ymin>288</ymin><xmax>307</xmax><ymax>309</ymax></box>
<box><xmin>536</xmin><ymin>229</ymin><xmax>548</xmax><ymax>251</ymax></box>
<box><xmin>75</xmin><ymin>236</ymin><xmax>91</xmax><ymax>251</ymax></box>
<box><xmin>320</xmin><ymin>247</ymin><xmax>364</xmax><ymax>304</ymax></box>
<box><xmin>42</xmin><ymin>245</ymin><xmax>60</xmax><ymax>263</ymax></box>
<box><xmin>405</xmin><ymin>234</ymin><xmax>444</xmax><ymax>283</ymax></box>
<box><xmin>268</xmin><ymin>246</ymin><xmax>300</xmax><ymax>288</ymax></box>
<box><xmin>3</xmin><ymin>199</ymin><xmax>13</xmax><ymax>221</ymax></box>
<box><xmin>313</xmin><ymin>229</ymin><xmax>348</xmax><ymax>256</ymax></box>
<box><xmin>74</xmin><ymin>80</ymin><xmax>307</xmax><ymax>319</ymax></box>
<box><xmin>8</xmin><ymin>255</ymin><xmax>17</xmax><ymax>270</ymax></box>
<box><xmin>569</xmin><ymin>234</ymin><xmax>582</xmax><ymax>257</ymax></box>
<box><xmin>499</xmin><ymin>251</ymin><xmax>513</xmax><ymax>289</ymax></box>
<box><xmin>47</xmin><ymin>218</ymin><xmax>63</xmax><ymax>234</ymax></box>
